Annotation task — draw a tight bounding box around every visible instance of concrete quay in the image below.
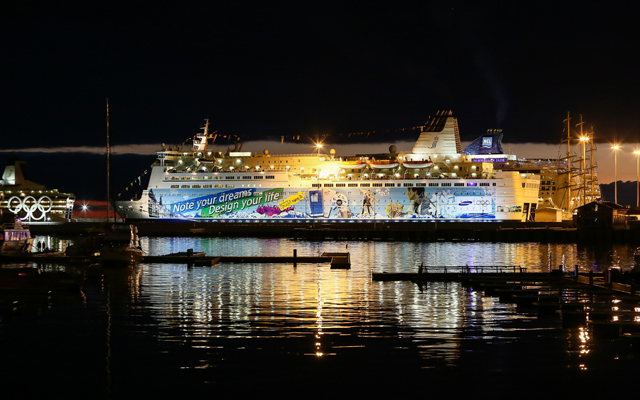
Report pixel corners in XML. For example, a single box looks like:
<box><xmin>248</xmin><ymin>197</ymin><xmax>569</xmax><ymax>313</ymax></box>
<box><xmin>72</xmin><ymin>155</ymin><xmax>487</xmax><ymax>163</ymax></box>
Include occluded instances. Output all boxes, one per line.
<box><xmin>26</xmin><ymin>220</ymin><xmax>640</xmax><ymax>242</ymax></box>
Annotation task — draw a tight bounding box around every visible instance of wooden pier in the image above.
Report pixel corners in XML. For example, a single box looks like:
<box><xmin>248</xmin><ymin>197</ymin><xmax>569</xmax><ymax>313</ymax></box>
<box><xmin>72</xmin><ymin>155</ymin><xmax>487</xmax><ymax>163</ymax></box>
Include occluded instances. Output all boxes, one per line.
<box><xmin>373</xmin><ymin>266</ymin><xmax>640</xmax><ymax>341</ymax></box>
<box><xmin>1</xmin><ymin>250</ymin><xmax>351</xmax><ymax>269</ymax></box>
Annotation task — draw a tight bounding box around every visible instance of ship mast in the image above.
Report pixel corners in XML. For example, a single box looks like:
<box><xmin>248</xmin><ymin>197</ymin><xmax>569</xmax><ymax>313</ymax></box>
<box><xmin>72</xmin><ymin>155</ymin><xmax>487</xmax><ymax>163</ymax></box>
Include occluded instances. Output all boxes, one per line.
<box><xmin>577</xmin><ymin>115</ymin><xmax>585</xmax><ymax>208</ymax></box>
<box><xmin>106</xmin><ymin>98</ymin><xmax>111</xmax><ymax>224</ymax></box>
<box><xmin>561</xmin><ymin>112</ymin><xmax>574</xmax><ymax>213</ymax></box>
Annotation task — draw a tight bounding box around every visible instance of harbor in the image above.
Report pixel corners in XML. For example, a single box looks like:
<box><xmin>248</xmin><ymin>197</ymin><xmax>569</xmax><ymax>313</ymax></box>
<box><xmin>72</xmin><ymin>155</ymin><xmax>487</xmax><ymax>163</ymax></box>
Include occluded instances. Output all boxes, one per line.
<box><xmin>3</xmin><ymin>237</ymin><xmax>640</xmax><ymax>396</ymax></box>
<box><xmin>6</xmin><ymin>1</ymin><xmax>640</xmax><ymax>396</ymax></box>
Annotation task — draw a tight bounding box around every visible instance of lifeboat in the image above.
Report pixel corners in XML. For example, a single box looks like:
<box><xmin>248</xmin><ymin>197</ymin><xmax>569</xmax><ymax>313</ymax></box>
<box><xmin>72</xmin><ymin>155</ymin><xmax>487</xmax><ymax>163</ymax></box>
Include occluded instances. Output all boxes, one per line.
<box><xmin>368</xmin><ymin>160</ymin><xmax>399</xmax><ymax>169</ymax></box>
<box><xmin>402</xmin><ymin>159</ymin><xmax>433</xmax><ymax>169</ymax></box>
<box><xmin>338</xmin><ymin>160</ymin><xmax>368</xmax><ymax>169</ymax></box>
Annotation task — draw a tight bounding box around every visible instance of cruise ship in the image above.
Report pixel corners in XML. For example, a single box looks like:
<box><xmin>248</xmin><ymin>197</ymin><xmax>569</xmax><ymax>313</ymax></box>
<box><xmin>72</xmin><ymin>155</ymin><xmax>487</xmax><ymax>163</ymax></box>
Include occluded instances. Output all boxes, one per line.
<box><xmin>116</xmin><ymin>110</ymin><xmax>540</xmax><ymax>222</ymax></box>
<box><xmin>0</xmin><ymin>159</ymin><xmax>75</xmax><ymax>222</ymax></box>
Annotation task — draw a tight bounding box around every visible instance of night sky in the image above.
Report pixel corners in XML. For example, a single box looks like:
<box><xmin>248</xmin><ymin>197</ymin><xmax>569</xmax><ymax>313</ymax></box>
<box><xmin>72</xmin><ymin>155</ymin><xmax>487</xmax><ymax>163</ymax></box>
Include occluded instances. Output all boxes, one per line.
<box><xmin>2</xmin><ymin>2</ymin><xmax>640</xmax><ymax>197</ymax></box>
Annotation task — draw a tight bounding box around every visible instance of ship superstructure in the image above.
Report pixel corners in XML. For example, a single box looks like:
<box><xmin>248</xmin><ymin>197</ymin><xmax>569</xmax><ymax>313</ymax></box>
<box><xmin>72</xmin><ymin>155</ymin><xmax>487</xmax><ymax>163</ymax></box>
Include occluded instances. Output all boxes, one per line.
<box><xmin>116</xmin><ymin>110</ymin><xmax>540</xmax><ymax>222</ymax></box>
<box><xmin>0</xmin><ymin>160</ymin><xmax>75</xmax><ymax>222</ymax></box>
<box><xmin>462</xmin><ymin>115</ymin><xmax>602</xmax><ymax>221</ymax></box>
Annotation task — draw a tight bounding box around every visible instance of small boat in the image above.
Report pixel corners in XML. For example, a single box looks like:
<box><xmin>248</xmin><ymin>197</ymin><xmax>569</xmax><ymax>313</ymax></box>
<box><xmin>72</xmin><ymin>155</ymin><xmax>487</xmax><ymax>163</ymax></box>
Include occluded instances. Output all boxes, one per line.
<box><xmin>99</xmin><ymin>224</ymin><xmax>143</xmax><ymax>265</ymax></box>
<box><xmin>164</xmin><ymin>249</ymin><xmax>206</xmax><ymax>257</ymax></box>
<box><xmin>1</xmin><ymin>220</ymin><xmax>33</xmax><ymax>255</ymax></box>
<box><xmin>338</xmin><ymin>160</ymin><xmax>368</xmax><ymax>169</ymax></box>
<box><xmin>368</xmin><ymin>160</ymin><xmax>399</xmax><ymax>169</ymax></box>
<box><xmin>402</xmin><ymin>159</ymin><xmax>433</xmax><ymax>169</ymax></box>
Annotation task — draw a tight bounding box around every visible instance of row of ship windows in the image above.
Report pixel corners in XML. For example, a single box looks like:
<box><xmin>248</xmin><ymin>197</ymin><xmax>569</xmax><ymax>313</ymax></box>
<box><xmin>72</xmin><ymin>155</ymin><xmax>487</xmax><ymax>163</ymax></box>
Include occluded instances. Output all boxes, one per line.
<box><xmin>168</xmin><ymin>182</ymin><xmax>498</xmax><ymax>189</ymax></box>
<box><xmin>169</xmin><ymin>191</ymin><xmax>495</xmax><ymax>198</ymax></box>
<box><xmin>313</xmin><ymin>182</ymin><xmax>495</xmax><ymax>188</ymax></box>
<box><xmin>169</xmin><ymin>176</ymin><xmax>276</xmax><ymax>181</ymax></box>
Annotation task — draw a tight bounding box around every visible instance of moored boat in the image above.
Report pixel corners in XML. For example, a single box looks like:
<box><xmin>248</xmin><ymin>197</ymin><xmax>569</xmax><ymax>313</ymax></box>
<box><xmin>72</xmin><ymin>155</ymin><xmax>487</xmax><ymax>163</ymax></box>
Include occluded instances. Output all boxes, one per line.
<box><xmin>0</xmin><ymin>160</ymin><xmax>75</xmax><ymax>222</ymax></box>
<box><xmin>1</xmin><ymin>220</ymin><xmax>33</xmax><ymax>255</ymax></box>
<box><xmin>116</xmin><ymin>110</ymin><xmax>541</xmax><ymax>222</ymax></box>
<box><xmin>99</xmin><ymin>224</ymin><xmax>143</xmax><ymax>265</ymax></box>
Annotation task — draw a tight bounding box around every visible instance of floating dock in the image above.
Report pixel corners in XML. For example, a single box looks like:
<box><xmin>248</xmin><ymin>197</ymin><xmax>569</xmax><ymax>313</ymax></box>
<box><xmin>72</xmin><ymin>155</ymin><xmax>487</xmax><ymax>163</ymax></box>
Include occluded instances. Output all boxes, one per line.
<box><xmin>373</xmin><ymin>267</ymin><xmax>640</xmax><ymax>341</ymax></box>
<box><xmin>1</xmin><ymin>251</ymin><xmax>351</xmax><ymax>269</ymax></box>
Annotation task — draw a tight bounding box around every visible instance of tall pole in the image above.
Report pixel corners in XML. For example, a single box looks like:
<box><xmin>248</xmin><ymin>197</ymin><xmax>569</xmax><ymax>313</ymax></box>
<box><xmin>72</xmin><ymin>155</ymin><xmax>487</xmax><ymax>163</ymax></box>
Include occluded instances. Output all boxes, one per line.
<box><xmin>566</xmin><ymin>112</ymin><xmax>572</xmax><ymax>211</ymax></box>
<box><xmin>635</xmin><ymin>150</ymin><xmax>640</xmax><ymax>207</ymax></box>
<box><xmin>581</xmin><ymin>139</ymin><xmax>586</xmax><ymax>206</ymax></box>
<box><xmin>106</xmin><ymin>98</ymin><xmax>111</xmax><ymax>223</ymax></box>
<box><xmin>612</xmin><ymin>145</ymin><xmax>619</xmax><ymax>204</ymax></box>
<box><xmin>577</xmin><ymin>115</ymin><xmax>585</xmax><ymax>207</ymax></box>
<box><xmin>589</xmin><ymin>126</ymin><xmax>596</xmax><ymax>201</ymax></box>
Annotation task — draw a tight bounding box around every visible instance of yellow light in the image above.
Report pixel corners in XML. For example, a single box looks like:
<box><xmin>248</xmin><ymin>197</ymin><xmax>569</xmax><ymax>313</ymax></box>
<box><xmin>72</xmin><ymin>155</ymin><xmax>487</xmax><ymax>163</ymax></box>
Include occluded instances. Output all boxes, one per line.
<box><xmin>580</xmin><ymin>136</ymin><xmax>589</xmax><ymax>142</ymax></box>
<box><xmin>316</xmin><ymin>143</ymin><xmax>323</xmax><ymax>148</ymax></box>
<box><xmin>612</xmin><ymin>145</ymin><xmax>620</xmax><ymax>150</ymax></box>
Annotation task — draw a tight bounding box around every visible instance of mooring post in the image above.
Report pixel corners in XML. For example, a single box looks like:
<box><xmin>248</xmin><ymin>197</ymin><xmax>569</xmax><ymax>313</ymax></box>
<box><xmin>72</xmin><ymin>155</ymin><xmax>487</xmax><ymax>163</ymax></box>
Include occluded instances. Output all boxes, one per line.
<box><xmin>631</xmin><ymin>279</ymin><xmax>636</xmax><ymax>296</ymax></box>
<box><xmin>589</xmin><ymin>270</ymin><xmax>594</xmax><ymax>285</ymax></box>
<box><xmin>293</xmin><ymin>249</ymin><xmax>297</xmax><ymax>268</ymax></box>
<box><xmin>574</xmin><ymin>264</ymin><xmax>579</xmax><ymax>281</ymax></box>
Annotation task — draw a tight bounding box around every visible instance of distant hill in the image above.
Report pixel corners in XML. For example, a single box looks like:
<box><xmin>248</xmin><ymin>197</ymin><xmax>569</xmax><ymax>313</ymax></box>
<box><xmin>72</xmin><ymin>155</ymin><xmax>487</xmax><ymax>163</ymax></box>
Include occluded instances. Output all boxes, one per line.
<box><xmin>600</xmin><ymin>181</ymin><xmax>640</xmax><ymax>207</ymax></box>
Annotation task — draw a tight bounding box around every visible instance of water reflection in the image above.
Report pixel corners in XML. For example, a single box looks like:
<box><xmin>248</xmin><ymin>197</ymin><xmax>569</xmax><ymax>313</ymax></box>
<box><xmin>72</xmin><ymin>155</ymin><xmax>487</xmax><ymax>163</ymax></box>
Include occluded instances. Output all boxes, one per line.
<box><xmin>6</xmin><ymin>236</ymin><xmax>640</xmax><ymax>395</ymax></box>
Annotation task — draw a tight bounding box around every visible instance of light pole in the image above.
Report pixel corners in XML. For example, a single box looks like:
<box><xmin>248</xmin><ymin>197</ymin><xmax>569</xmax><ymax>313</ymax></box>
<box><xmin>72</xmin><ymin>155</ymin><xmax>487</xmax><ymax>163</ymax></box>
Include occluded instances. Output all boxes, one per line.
<box><xmin>612</xmin><ymin>145</ymin><xmax>620</xmax><ymax>204</ymax></box>
<box><xmin>635</xmin><ymin>150</ymin><xmax>640</xmax><ymax>207</ymax></box>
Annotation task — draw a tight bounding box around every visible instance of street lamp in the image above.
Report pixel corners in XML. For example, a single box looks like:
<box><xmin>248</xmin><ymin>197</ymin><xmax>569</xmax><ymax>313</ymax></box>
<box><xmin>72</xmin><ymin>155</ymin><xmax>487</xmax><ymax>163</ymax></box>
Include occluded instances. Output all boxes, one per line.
<box><xmin>612</xmin><ymin>145</ymin><xmax>620</xmax><ymax>204</ymax></box>
<box><xmin>634</xmin><ymin>150</ymin><xmax>640</xmax><ymax>207</ymax></box>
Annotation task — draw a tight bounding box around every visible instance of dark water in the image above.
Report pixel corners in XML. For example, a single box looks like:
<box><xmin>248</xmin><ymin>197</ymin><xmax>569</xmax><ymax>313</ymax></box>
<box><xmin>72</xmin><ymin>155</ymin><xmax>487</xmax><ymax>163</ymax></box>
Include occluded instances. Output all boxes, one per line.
<box><xmin>2</xmin><ymin>238</ymin><xmax>640</xmax><ymax>397</ymax></box>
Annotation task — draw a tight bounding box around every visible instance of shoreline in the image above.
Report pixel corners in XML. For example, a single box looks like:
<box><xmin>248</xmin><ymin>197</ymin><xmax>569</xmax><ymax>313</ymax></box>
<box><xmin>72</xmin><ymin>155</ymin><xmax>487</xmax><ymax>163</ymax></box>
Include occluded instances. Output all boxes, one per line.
<box><xmin>24</xmin><ymin>220</ymin><xmax>640</xmax><ymax>243</ymax></box>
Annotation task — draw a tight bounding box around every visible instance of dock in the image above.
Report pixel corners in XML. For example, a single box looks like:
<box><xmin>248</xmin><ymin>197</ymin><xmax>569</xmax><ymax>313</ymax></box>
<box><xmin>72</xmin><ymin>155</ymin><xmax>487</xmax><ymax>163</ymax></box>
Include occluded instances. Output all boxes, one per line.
<box><xmin>373</xmin><ymin>266</ymin><xmax>640</xmax><ymax>341</ymax></box>
<box><xmin>1</xmin><ymin>250</ymin><xmax>351</xmax><ymax>269</ymax></box>
<box><xmin>141</xmin><ymin>250</ymin><xmax>350</xmax><ymax>269</ymax></box>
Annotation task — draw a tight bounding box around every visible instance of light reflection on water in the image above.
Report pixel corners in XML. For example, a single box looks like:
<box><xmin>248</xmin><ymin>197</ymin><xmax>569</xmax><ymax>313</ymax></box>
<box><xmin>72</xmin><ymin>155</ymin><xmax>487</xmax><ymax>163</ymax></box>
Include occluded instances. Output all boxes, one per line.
<box><xmin>6</xmin><ymin>236</ymin><xmax>640</xmax><ymax>395</ymax></box>
<box><xmin>111</xmin><ymin>238</ymin><xmax>604</xmax><ymax>360</ymax></box>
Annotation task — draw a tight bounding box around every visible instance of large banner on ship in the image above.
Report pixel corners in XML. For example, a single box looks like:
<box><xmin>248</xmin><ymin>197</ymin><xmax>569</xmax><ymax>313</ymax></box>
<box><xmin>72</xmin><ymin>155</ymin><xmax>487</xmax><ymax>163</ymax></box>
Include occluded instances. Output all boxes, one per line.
<box><xmin>148</xmin><ymin>185</ymin><xmax>510</xmax><ymax>220</ymax></box>
<box><xmin>165</xmin><ymin>188</ymin><xmax>285</xmax><ymax>218</ymax></box>
<box><xmin>199</xmin><ymin>188</ymin><xmax>283</xmax><ymax>217</ymax></box>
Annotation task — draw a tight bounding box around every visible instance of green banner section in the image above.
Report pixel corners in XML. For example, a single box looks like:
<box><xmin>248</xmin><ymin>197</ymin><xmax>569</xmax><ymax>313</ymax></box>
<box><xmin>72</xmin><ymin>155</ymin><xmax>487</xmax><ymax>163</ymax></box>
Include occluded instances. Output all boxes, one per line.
<box><xmin>200</xmin><ymin>188</ymin><xmax>284</xmax><ymax>217</ymax></box>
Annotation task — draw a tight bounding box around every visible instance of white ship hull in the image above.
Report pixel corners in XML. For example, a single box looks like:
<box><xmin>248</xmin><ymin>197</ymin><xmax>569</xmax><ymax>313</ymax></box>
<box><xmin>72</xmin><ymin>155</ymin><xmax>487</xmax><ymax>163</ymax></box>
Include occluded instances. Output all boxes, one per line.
<box><xmin>117</xmin><ymin>169</ymin><xmax>539</xmax><ymax>222</ymax></box>
<box><xmin>116</xmin><ymin>111</ymin><xmax>541</xmax><ymax>222</ymax></box>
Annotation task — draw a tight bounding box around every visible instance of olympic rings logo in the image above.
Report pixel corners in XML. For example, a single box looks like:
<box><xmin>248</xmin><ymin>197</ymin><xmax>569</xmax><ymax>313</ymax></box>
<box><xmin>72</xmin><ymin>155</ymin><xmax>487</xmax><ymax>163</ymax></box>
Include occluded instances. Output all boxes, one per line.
<box><xmin>475</xmin><ymin>200</ymin><xmax>490</xmax><ymax>206</ymax></box>
<box><xmin>7</xmin><ymin>196</ymin><xmax>52</xmax><ymax>220</ymax></box>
